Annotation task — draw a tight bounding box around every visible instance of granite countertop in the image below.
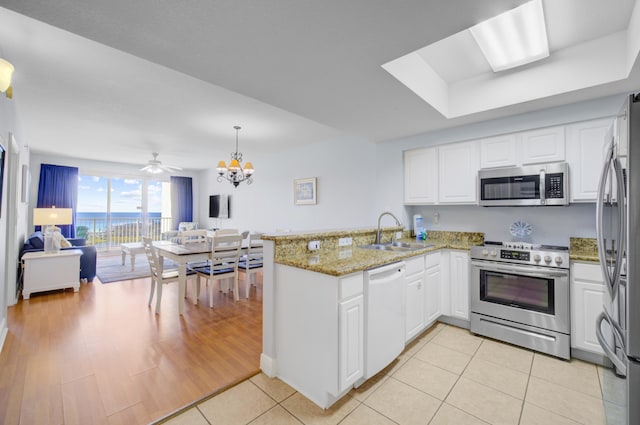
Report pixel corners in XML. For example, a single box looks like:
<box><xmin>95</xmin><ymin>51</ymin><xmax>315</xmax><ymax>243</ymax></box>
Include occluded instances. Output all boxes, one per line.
<box><xmin>569</xmin><ymin>237</ymin><xmax>599</xmax><ymax>263</ymax></box>
<box><xmin>274</xmin><ymin>237</ymin><xmax>479</xmax><ymax>277</ymax></box>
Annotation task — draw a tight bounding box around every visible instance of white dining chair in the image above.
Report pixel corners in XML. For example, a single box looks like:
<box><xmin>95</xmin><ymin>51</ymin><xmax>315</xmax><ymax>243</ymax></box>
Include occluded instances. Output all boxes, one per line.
<box><xmin>215</xmin><ymin>228</ymin><xmax>239</xmax><ymax>235</ymax></box>
<box><xmin>179</xmin><ymin>229</ymin><xmax>208</xmax><ymax>244</ymax></box>
<box><xmin>238</xmin><ymin>233</ymin><xmax>263</xmax><ymax>298</ymax></box>
<box><xmin>143</xmin><ymin>237</ymin><xmax>195</xmax><ymax>314</ymax></box>
<box><xmin>191</xmin><ymin>234</ymin><xmax>243</xmax><ymax>307</ymax></box>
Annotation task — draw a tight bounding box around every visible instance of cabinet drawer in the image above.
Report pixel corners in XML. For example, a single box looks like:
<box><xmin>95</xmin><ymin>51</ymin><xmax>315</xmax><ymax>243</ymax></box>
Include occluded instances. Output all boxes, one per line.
<box><xmin>340</xmin><ymin>272</ymin><xmax>364</xmax><ymax>301</ymax></box>
<box><xmin>426</xmin><ymin>251</ymin><xmax>441</xmax><ymax>269</ymax></box>
<box><xmin>572</xmin><ymin>262</ymin><xmax>604</xmax><ymax>283</ymax></box>
<box><xmin>406</xmin><ymin>255</ymin><xmax>425</xmax><ymax>275</ymax></box>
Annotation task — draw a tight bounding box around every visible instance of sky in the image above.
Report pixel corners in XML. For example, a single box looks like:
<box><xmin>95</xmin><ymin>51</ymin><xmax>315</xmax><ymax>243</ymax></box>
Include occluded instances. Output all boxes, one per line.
<box><xmin>77</xmin><ymin>175</ymin><xmax>164</xmax><ymax>213</ymax></box>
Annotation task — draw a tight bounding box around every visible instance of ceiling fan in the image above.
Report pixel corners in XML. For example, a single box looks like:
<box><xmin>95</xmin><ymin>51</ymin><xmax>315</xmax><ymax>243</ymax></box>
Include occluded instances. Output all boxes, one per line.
<box><xmin>140</xmin><ymin>152</ymin><xmax>183</xmax><ymax>174</ymax></box>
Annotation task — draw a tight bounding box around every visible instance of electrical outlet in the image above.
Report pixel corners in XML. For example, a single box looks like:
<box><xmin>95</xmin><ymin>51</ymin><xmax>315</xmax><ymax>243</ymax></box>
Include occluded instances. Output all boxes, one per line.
<box><xmin>339</xmin><ymin>249</ymin><xmax>353</xmax><ymax>259</ymax></box>
<box><xmin>434</xmin><ymin>212</ymin><xmax>440</xmax><ymax>226</ymax></box>
<box><xmin>308</xmin><ymin>240</ymin><xmax>321</xmax><ymax>250</ymax></box>
<box><xmin>395</xmin><ymin>231</ymin><xmax>403</xmax><ymax>240</ymax></box>
<box><xmin>338</xmin><ymin>237</ymin><xmax>352</xmax><ymax>247</ymax></box>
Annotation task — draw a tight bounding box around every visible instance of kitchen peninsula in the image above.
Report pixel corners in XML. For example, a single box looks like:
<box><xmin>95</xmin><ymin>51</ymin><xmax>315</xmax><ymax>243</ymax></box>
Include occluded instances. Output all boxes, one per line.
<box><xmin>259</xmin><ymin>227</ymin><xmax>483</xmax><ymax>408</ymax></box>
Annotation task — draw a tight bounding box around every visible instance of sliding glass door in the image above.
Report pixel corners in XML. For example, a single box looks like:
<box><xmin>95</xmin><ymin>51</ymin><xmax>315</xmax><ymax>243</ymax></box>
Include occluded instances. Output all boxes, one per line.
<box><xmin>77</xmin><ymin>174</ymin><xmax>171</xmax><ymax>250</ymax></box>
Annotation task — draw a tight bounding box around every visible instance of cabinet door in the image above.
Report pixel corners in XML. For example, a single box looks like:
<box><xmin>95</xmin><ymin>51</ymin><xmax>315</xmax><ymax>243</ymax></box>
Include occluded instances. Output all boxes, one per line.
<box><xmin>438</xmin><ymin>141</ymin><xmax>479</xmax><ymax>204</ymax></box>
<box><xmin>425</xmin><ymin>264</ymin><xmax>441</xmax><ymax>325</ymax></box>
<box><xmin>449</xmin><ymin>251</ymin><xmax>470</xmax><ymax>320</ymax></box>
<box><xmin>404</xmin><ymin>148</ymin><xmax>437</xmax><ymax>204</ymax></box>
<box><xmin>519</xmin><ymin>126</ymin><xmax>565</xmax><ymax>165</ymax></box>
<box><xmin>566</xmin><ymin>118</ymin><xmax>613</xmax><ymax>202</ymax></box>
<box><xmin>479</xmin><ymin>134</ymin><xmax>517</xmax><ymax>169</ymax></box>
<box><xmin>571</xmin><ymin>263</ymin><xmax>607</xmax><ymax>355</ymax></box>
<box><xmin>339</xmin><ymin>295</ymin><xmax>364</xmax><ymax>392</ymax></box>
<box><xmin>405</xmin><ymin>272</ymin><xmax>425</xmax><ymax>342</ymax></box>
<box><xmin>571</xmin><ymin>280</ymin><xmax>605</xmax><ymax>355</ymax></box>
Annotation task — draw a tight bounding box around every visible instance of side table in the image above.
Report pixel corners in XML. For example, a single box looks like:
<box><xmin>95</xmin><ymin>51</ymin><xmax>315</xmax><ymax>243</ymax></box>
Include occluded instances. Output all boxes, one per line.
<box><xmin>22</xmin><ymin>249</ymin><xmax>82</xmax><ymax>299</ymax></box>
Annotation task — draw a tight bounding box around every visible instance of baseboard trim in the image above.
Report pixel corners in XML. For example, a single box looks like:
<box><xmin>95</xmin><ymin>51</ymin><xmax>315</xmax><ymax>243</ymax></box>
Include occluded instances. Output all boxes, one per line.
<box><xmin>438</xmin><ymin>315</ymin><xmax>470</xmax><ymax>329</ymax></box>
<box><xmin>0</xmin><ymin>317</ymin><xmax>8</xmax><ymax>355</ymax></box>
<box><xmin>571</xmin><ymin>347</ymin><xmax>610</xmax><ymax>367</ymax></box>
<box><xmin>260</xmin><ymin>353</ymin><xmax>276</xmax><ymax>377</ymax></box>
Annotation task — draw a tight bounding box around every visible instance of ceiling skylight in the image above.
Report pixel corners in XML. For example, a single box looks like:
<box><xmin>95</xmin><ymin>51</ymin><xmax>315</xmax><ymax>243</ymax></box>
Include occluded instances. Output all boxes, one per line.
<box><xmin>469</xmin><ymin>0</ymin><xmax>549</xmax><ymax>72</ymax></box>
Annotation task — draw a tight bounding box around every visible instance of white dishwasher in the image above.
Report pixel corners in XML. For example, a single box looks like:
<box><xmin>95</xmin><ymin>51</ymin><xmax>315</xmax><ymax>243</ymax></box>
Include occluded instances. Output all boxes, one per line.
<box><xmin>363</xmin><ymin>261</ymin><xmax>406</xmax><ymax>379</ymax></box>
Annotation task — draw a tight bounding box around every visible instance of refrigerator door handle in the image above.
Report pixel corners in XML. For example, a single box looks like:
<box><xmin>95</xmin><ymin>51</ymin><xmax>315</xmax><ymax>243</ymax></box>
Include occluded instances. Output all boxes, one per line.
<box><xmin>596</xmin><ymin>144</ymin><xmax>615</xmax><ymax>296</ymax></box>
<box><xmin>596</xmin><ymin>311</ymin><xmax>627</xmax><ymax>376</ymax></box>
<box><xmin>612</xmin><ymin>156</ymin><xmax>627</xmax><ymax>299</ymax></box>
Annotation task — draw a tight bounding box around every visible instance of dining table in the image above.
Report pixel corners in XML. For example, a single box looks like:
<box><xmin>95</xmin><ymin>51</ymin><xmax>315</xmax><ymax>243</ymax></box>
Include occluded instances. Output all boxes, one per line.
<box><xmin>155</xmin><ymin>242</ymin><xmax>211</xmax><ymax>315</ymax></box>
<box><xmin>154</xmin><ymin>238</ymin><xmax>263</xmax><ymax>314</ymax></box>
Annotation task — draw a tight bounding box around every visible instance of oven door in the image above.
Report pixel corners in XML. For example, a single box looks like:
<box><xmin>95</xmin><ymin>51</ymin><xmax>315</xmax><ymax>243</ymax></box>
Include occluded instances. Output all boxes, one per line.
<box><xmin>470</xmin><ymin>260</ymin><xmax>570</xmax><ymax>334</ymax></box>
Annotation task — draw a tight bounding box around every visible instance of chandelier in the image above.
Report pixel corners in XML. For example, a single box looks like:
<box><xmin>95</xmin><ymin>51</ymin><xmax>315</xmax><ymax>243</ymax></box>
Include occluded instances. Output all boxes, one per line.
<box><xmin>216</xmin><ymin>126</ymin><xmax>254</xmax><ymax>187</ymax></box>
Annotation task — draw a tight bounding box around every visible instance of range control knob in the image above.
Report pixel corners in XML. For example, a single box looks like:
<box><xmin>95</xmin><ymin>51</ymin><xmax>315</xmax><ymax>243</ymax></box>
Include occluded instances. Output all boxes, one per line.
<box><xmin>482</xmin><ymin>249</ymin><xmax>489</xmax><ymax>256</ymax></box>
<box><xmin>490</xmin><ymin>250</ymin><xmax>498</xmax><ymax>257</ymax></box>
<box><xmin>533</xmin><ymin>254</ymin><xmax>541</xmax><ymax>262</ymax></box>
<box><xmin>555</xmin><ymin>256</ymin><xmax>563</xmax><ymax>265</ymax></box>
<box><xmin>544</xmin><ymin>255</ymin><xmax>552</xmax><ymax>263</ymax></box>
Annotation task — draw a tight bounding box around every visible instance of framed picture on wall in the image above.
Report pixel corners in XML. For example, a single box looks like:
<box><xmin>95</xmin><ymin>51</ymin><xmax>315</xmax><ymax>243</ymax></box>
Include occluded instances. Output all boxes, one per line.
<box><xmin>294</xmin><ymin>177</ymin><xmax>317</xmax><ymax>205</ymax></box>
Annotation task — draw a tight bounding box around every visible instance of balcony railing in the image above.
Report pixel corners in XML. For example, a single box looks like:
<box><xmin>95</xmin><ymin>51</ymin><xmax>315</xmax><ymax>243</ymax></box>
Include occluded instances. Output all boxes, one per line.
<box><xmin>75</xmin><ymin>216</ymin><xmax>174</xmax><ymax>251</ymax></box>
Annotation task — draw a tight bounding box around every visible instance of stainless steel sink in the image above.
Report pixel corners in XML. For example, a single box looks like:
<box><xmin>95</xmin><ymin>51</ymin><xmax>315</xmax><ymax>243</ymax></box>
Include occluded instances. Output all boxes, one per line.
<box><xmin>359</xmin><ymin>242</ymin><xmax>434</xmax><ymax>252</ymax></box>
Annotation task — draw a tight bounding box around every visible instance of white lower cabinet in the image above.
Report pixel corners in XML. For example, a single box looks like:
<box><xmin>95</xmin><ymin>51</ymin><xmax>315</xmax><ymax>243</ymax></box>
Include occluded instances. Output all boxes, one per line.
<box><xmin>405</xmin><ymin>255</ymin><xmax>426</xmax><ymax>342</ymax></box>
<box><xmin>425</xmin><ymin>251</ymin><xmax>442</xmax><ymax>325</ymax></box>
<box><xmin>274</xmin><ymin>265</ymin><xmax>364</xmax><ymax>408</ymax></box>
<box><xmin>449</xmin><ymin>250</ymin><xmax>470</xmax><ymax>321</ymax></box>
<box><xmin>339</xmin><ymin>294</ymin><xmax>364</xmax><ymax>392</ymax></box>
<box><xmin>571</xmin><ymin>262</ymin><xmax>607</xmax><ymax>355</ymax></box>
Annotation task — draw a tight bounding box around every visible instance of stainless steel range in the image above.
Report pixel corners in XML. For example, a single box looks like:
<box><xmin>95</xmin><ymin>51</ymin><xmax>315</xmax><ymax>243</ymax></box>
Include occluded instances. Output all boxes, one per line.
<box><xmin>470</xmin><ymin>241</ymin><xmax>571</xmax><ymax>359</ymax></box>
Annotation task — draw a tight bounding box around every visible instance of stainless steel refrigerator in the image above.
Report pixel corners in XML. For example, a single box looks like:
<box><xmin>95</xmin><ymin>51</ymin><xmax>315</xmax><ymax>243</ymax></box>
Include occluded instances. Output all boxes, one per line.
<box><xmin>596</xmin><ymin>92</ymin><xmax>640</xmax><ymax>425</ymax></box>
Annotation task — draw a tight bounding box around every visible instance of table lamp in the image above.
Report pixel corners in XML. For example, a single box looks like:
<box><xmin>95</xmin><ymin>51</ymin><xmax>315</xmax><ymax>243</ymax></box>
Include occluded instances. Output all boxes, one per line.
<box><xmin>33</xmin><ymin>207</ymin><xmax>73</xmax><ymax>254</ymax></box>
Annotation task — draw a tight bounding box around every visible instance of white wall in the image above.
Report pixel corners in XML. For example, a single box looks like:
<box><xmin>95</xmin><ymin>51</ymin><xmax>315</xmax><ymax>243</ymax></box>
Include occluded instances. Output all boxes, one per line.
<box><xmin>374</xmin><ymin>93</ymin><xmax>627</xmax><ymax>244</ymax></box>
<box><xmin>0</xmin><ymin>48</ymin><xmax>30</xmax><ymax>346</ymax></box>
<box><xmin>199</xmin><ymin>135</ymin><xmax>378</xmax><ymax>233</ymax></box>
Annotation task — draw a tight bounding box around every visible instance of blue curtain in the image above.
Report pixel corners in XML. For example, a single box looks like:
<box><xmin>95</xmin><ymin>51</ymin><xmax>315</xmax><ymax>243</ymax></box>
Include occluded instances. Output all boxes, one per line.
<box><xmin>36</xmin><ymin>164</ymin><xmax>78</xmax><ymax>238</ymax></box>
<box><xmin>170</xmin><ymin>176</ymin><xmax>193</xmax><ymax>230</ymax></box>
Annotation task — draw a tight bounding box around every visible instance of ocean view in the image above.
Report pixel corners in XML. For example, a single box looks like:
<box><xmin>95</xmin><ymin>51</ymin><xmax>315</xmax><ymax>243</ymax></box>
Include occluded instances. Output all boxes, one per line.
<box><xmin>76</xmin><ymin>212</ymin><xmax>163</xmax><ymax>232</ymax></box>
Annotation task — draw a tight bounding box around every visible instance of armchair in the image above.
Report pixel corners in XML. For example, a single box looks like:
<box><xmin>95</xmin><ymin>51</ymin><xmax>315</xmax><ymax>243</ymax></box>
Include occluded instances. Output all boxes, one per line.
<box><xmin>162</xmin><ymin>221</ymin><xmax>200</xmax><ymax>243</ymax></box>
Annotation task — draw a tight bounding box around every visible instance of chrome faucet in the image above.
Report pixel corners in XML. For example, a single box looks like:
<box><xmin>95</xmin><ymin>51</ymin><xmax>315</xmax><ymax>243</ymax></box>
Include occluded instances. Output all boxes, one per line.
<box><xmin>375</xmin><ymin>211</ymin><xmax>402</xmax><ymax>244</ymax></box>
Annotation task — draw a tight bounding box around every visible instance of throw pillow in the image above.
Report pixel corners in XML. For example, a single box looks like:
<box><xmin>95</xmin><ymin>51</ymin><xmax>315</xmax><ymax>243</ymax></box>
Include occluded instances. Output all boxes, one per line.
<box><xmin>59</xmin><ymin>235</ymin><xmax>72</xmax><ymax>248</ymax></box>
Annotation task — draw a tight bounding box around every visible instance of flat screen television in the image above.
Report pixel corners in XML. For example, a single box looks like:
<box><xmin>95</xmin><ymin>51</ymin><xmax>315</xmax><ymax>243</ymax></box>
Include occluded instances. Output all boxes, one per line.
<box><xmin>209</xmin><ymin>194</ymin><xmax>230</xmax><ymax>218</ymax></box>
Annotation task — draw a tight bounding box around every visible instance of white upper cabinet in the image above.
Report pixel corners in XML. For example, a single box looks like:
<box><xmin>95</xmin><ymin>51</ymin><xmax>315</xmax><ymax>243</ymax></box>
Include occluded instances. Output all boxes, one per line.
<box><xmin>404</xmin><ymin>148</ymin><xmax>438</xmax><ymax>204</ymax></box>
<box><xmin>566</xmin><ymin>118</ymin><xmax>614</xmax><ymax>202</ymax></box>
<box><xmin>438</xmin><ymin>141</ymin><xmax>479</xmax><ymax>204</ymax></box>
<box><xmin>479</xmin><ymin>134</ymin><xmax>518</xmax><ymax>169</ymax></box>
<box><xmin>518</xmin><ymin>125</ymin><xmax>566</xmax><ymax>165</ymax></box>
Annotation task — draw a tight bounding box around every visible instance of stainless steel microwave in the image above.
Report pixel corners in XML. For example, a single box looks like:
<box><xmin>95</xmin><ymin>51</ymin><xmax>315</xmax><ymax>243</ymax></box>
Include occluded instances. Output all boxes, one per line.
<box><xmin>478</xmin><ymin>162</ymin><xmax>569</xmax><ymax>206</ymax></box>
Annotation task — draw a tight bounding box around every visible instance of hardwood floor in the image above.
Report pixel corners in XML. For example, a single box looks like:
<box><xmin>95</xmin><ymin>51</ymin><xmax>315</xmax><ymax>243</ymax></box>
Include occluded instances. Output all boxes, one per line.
<box><xmin>0</xmin><ymin>271</ymin><xmax>263</xmax><ymax>425</ymax></box>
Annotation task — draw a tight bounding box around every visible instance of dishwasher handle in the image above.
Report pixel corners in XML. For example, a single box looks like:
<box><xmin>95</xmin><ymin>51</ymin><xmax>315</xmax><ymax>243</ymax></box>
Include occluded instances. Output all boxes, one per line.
<box><xmin>366</xmin><ymin>262</ymin><xmax>406</xmax><ymax>284</ymax></box>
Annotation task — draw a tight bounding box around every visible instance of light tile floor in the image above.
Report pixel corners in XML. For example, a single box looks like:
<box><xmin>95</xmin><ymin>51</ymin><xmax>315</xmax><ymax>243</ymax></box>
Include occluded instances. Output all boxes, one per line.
<box><xmin>159</xmin><ymin>323</ymin><xmax>612</xmax><ymax>425</ymax></box>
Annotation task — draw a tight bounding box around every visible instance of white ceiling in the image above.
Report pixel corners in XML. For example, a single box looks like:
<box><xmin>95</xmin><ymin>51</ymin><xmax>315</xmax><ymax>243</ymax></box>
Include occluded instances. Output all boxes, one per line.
<box><xmin>0</xmin><ymin>0</ymin><xmax>639</xmax><ymax>171</ymax></box>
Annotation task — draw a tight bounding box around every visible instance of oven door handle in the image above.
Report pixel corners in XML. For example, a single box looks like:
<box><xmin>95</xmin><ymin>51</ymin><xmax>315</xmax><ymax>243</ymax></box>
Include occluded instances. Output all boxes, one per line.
<box><xmin>471</xmin><ymin>262</ymin><xmax>568</xmax><ymax>278</ymax></box>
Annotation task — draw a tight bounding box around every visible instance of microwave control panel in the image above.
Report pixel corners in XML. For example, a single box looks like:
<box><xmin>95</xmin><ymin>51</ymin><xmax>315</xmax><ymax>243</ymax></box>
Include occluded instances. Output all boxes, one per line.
<box><xmin>545</xmin><ymin>173</ymin><xmax>564</xmax><ymax>198</ymax></box>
